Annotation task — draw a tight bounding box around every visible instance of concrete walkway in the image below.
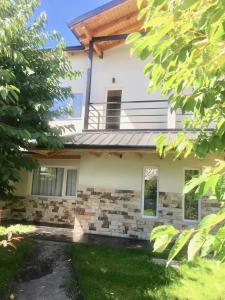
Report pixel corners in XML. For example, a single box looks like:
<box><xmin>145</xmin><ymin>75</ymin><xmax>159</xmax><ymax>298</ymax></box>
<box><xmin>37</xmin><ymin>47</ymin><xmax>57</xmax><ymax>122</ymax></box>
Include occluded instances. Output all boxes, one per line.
<box><xmin>30</xmin><ymin>224</ymin><xmax>150</xmax><ymax>249</ymax></box>
<box><xmin>15</xmin><ymin>240</ymin><xmax>73</xmax><ymax>300</ymax></box>
<box><xmin>13</xmin><ymin>226</ymin><xmax>150</xmax><ymax>300</ymax></box>
<box><xmin>10</xmin><ymin>225</ymin><xmax>151</xmax><ymax>300</ymax></box>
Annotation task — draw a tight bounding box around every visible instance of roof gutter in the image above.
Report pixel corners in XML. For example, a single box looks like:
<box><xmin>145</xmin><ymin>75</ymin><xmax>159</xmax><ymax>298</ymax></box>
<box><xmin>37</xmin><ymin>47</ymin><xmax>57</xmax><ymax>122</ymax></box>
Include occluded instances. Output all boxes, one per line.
<box><xmin>63</xmin><ymin>144</ymin><xmax>156</xmax><ymax>150</ymax></box>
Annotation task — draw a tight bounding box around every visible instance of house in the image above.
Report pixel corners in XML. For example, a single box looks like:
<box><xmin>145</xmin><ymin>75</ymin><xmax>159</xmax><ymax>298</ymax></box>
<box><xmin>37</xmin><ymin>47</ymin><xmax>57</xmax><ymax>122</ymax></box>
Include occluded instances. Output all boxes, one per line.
<box><xmin>1</xmin><ymin>0</ymin><xmax>219</xmax><ymax>240</ymax></box>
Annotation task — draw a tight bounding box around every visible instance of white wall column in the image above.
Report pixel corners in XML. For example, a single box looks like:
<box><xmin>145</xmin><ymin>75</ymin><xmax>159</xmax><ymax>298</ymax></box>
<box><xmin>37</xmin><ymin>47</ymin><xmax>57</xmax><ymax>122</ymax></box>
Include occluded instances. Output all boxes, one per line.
<box><xmin>167</xmin><ymin>107</ymin><xmax>176</xmax><ymax>129</ymax></box>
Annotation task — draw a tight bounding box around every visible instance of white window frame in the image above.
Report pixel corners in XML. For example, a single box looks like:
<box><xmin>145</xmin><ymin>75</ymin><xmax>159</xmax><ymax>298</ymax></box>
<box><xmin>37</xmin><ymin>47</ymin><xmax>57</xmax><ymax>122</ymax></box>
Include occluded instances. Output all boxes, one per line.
<box><xmin>56</xmin><ymin>92</ymin><xmax>84</xmax><ymax>121</ymax></box>
<box><xmin>183</xmin><ymin>168</ymin><xmax>201</xmax><ymax>223</ymax></box>
<box><xmin>29</xmin><ymin>165</ymin><xmax>78</xmax><ymax>198</ymax></box>
<box><xmin>104</xmin><ymin>87</ymin><xmax>123</xmax><ymax>130</ymax></box>
<box><xmin>141</xmin><ymin>166</ymin><xmax>159</xmax><ymax>219</ymax></box>
<box><xmin>72</xmin><ymin>92</ymin><xmax>84</xmax><ymax>120</ymax></box>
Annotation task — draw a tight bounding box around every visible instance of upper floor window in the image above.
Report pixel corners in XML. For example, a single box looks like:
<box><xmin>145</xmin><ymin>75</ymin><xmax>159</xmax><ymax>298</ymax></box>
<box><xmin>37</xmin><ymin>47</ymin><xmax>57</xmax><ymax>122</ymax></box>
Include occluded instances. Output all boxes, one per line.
<box><xmin>142</xmin><ymin>167</ymin><xmax>158</xmax><ymax>218</ymax></box>
<box><xmin>53</xmin><ymin>93</ymin><xmax>83</xmax><ymax>120</ymax></box>
<box><xmin>31</xmin><ymin>166</ymin><xmax>77</xmax><ymax>197</ymax></box>
<box><xmin>183</xmin><ymin>169</ymin><xmax>200</xmax><ymax>221</ymax></box>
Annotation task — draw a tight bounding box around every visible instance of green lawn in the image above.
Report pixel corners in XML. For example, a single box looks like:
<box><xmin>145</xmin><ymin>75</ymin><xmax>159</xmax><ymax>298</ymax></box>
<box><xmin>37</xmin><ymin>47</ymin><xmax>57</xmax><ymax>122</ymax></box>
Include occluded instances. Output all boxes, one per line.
<box><xmin>69</xmin><ymin>243</ymin><xmax>225</xmax><ymax>300</ymax></box>
<box><xmin>0</xmin><ymin>224</ymin><xmax>35</xmax><ymax>298</ymax></box>
<box><xmin>0</xmin><ymin>224</ymin><xmax>36</xmax><ymax>236</ymax></box>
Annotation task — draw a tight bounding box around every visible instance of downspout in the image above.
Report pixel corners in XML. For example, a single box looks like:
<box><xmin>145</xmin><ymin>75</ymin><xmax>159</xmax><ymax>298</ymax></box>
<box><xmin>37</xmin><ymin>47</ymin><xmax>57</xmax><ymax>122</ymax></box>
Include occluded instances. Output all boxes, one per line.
<box><xmin>84</xmin><ymin>40</ymin><xmax>93</xmax><ymax>130</ymax></box>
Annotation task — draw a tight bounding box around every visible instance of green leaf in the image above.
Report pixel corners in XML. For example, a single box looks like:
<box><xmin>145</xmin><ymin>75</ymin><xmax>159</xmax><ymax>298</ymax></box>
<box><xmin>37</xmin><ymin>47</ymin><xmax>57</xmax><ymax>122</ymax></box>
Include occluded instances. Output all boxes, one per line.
<box><xmin>198</xmin><ymin>211</ymin><xmax>225</xmax><ymax>233</ymax></box>
<box><xmin>150</xmin><ymin>224</ymin><xmax>178</xmax><ymax>241</ymax></box>
<box><xmin>181</xmin><ymin>0</ymin><xmax>198</xmax><ymax>10</ymax></box>
<box><xmin>126</xmin><ymin>32</ymin><xmax>142</xmax><ymax>44</ymax></box>
<box><xmin>213</xmin><ymin>225</ymin><xmax>225</xmax><ymax>260</ymax></box>
<box><xmin>201</xmin><ymin>234</ymin><xmax>215</xmax><ymax>257</ymax></box>
<box><xmin>167</xmin><ymin>229</ymin><xmax>194</xmax><ymax>265</ymax></box>
<box><xmin>183</xmin><ymin>176</ymin><xmax>203</xmax><ymax>195</ymax></box>
<box><xmin>137</xmin><ymin>0</ymin><xmax>144</xmax><ymax>9</ymax></box>
<box><xmin>153</xmin><ymin>234</ymin><xmax>174</xmax><ymax>253</ymax></box>
<box><xmin>203</xmin><ymin>175</ymin><xmax>219</xmax><ymax>195</ymax></box>
<box><xmin>144</xmin><ymin>62</ymin><xmax>152</xmax><ymax>75</ymax></box>
<box><xmin>139</xmin><ymin>46</ymin><xmax>150</xmax><ymax>60</ymax></box>
<box><xmin>215</xmin><ymin>174</ymin><xmax>225</xmax><ymax>201</ymax></box>
<box><xmin>0</xmin><ymin>86</ymin><xmax>8</xmax><ymax>100</ymax></box>
<box><xmin>151</xmin><ymin>225</ymin><xmax>178</xmax><ymax>253</ymax></box>
<box><xmin>155</xmin><ymin>135</ymin><xmax>168</xmax><ymax>157</ymax></box>
<box><xmin>152</xmin><ymin>0</ymin><xmax>167</xmax><ymax>8</ymax></box>
<box><xmin>198</xmin><ymin>214</ymin><xmax>216</xmax><ymax>231</ymax></box>
<box><xmin>188</xmin><ymin>231</ymin><xmax>207</xmax><ymax>261</ymax></box>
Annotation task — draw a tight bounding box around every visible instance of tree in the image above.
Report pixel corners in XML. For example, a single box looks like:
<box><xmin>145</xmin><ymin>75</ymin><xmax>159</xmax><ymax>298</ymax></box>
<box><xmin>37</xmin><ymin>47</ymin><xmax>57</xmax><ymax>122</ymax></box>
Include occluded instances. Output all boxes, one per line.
<box><xmin>128</xmin><ymin>0</ymin><xmax>225</xmax><ymax>263</ymax></box>
<box><xmin>0</xmin><ymin>0</ymin><xmax>78</xmax><ymax>199</ymax></box>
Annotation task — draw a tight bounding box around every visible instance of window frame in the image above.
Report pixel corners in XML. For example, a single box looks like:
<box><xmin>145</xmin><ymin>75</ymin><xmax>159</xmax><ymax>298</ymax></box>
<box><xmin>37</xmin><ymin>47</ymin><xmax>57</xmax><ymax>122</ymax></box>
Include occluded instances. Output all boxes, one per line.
<box><xmin>54</xmin><ymin>92</ymin><xmax>84</xmax><ymax>121</ymax></box>
<box><xmin>72</xmin><ymin>92</ymin><xmax>84</xmax><ymax>120</ymax></box>
<box><xmin>182</xmin><ymin>168</ymin><xmax>201</xmax><ymax>223</ymax></box>
<box><xmin>29</xmin><ymin>165</ymin><xmax>78</xmax><ymax>198</ymax></box>
<box><xmin>104</xmin><ymin>86</ymin><xmax>123</xmax><ymax>130</ymax></box>
<box><xmin>141</xmin><ymin>166</ymin><xmax>159</xmax><ymax>219</ymax></box>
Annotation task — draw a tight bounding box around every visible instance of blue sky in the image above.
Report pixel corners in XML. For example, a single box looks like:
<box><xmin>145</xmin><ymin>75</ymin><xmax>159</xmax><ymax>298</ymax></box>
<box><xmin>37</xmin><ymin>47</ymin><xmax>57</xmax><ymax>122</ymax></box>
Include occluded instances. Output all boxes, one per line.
<box><xmin>34</xmin><ymin>0</ymin><xmax>110</xmax><ymax>47</ymax></box>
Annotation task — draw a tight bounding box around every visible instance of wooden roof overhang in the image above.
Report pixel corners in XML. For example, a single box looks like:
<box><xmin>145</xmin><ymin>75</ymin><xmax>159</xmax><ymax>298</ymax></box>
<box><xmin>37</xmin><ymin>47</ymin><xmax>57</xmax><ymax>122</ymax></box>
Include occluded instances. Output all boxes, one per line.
<box><xmin>68</xmin><ymin>0</ymin><xmax>143</xmax><ymax>56</ymax></box>
<box><xmin>25</xmin><ymin>148</ymin><xmax>157</xmax><ymax>161</ymax></box>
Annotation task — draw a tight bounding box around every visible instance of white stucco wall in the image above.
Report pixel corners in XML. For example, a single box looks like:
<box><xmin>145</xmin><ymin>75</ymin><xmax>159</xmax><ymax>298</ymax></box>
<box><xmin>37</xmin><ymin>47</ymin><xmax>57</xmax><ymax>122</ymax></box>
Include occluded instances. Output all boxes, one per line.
<box><xmin>90</xmin><ymin>44</ymin><xmax>163</xmax><ymax>102</ymax></box>
<box><xmin>16</xmin><ymin>153</ymin><xmax>215</xmax><ymax>197</ymax></box>
<box><xmin>51</xmin><ymin>44</ymin><xmax>182</xmax><ymax>132</ymax></box>
<box><xmin>50</xmin><ymin>51</ymin><xmax>88</xmax><ymax>133</ymax></box>
<box><xmin>78</xmin><ymin>152</ymin><xmax>213</xmax><ymax>193</ymax></box>
<box><xmin>90</xmin><ymin>44</ymin><xmax>168</xmax><ymax>130</ymax></box>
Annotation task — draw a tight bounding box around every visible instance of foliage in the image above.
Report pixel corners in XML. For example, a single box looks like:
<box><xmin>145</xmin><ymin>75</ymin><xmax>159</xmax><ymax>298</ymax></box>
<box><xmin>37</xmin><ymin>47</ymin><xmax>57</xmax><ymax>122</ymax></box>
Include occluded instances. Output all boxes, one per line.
<box><xmin>0</xmin><ymin>224</ymin><xmax>35</xmax><ymax>249</ymax></box>
<box><xmin>127</xmin><ymin>0</ymin><xmax>225</xmax><ymax>197</ymax></box>
<box><xmin>127</xmin><ymin>0</ymin><xmax>225</xmax><ymax>263</ymax></box>
<box><xmin>0</xmin><ymin>237</ymin><xmax>33</xmax><ymax>298</ymax></box>
<box><xmin>69</xmin><ymin>243</ymin><xmax>225</xmax><ymax>300</ymax></box>
<box><xmin>151</xmin><ymin>209</ymin><xmax>225</xmax><ymax>264</ymax></box>
<box><xmin>0</xmin><ymin>231</ymin><xmax>23</xmax><ymax>249</ymax></box>
<box><xmin>0</xmin><ymin>0</ymin><xmax>78</xmax><ymax>199</ymax></box>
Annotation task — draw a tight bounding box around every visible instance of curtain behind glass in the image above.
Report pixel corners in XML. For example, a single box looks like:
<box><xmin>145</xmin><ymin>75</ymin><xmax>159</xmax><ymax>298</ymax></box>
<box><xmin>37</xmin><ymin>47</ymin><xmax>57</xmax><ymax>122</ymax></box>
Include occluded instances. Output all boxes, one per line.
<box><xmin>66</xmin><ymin>169</ymin><xmax>77</xmax><ymax>196</ymax></box>
<box><xmin>32</xmin><ymin>167</ymin><xmax>64</xmax><ymax>196</ymax></box>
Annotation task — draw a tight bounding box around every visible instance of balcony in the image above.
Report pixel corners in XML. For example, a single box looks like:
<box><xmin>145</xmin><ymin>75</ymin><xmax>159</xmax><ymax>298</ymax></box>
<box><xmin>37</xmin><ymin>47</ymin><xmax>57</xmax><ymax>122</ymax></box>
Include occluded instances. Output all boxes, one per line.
<box><xmin>86</xmin><ymin>99</ymin><xmax>189</xmax><ymax>131</ymax></box>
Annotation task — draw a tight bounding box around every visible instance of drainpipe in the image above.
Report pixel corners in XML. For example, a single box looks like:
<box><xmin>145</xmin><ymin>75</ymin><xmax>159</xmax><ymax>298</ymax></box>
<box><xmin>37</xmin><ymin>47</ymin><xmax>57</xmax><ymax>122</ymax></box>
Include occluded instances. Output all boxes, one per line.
<box><xmin>84</xmin><ymin>40</ymin><xmax>93</xmax><ymax>130</ymax></box>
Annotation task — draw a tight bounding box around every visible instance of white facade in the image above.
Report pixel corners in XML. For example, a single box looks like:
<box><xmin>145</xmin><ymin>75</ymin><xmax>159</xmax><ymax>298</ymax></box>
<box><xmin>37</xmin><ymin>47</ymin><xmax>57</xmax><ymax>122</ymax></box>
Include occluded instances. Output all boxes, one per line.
<box><xmin>4</xmin><ymin>4</ymin><xmax>218</xmax><ymax>240</ymax></box>
<box><xmin>52</xmin><ymin>44</ymin><xmax>182</xmax><ymax>132</ymax></box>
<box><xmin>17</xmin><ymin>152</ymin><xmax>214</xmax><ymax>197</ymax></box>
<box><xmin>50</xmin><ymin>51</ymin><xmax>88</xmax><ymax>134</ymax></box>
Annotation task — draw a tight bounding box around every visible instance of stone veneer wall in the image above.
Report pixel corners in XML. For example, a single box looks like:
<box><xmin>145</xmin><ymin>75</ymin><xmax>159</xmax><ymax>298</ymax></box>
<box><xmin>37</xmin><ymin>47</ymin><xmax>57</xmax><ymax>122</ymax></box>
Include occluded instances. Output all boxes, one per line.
<box><xmin>0</xmin><ymin>188</ymin><xmax>220</xmax><ymax>240</ymax></box>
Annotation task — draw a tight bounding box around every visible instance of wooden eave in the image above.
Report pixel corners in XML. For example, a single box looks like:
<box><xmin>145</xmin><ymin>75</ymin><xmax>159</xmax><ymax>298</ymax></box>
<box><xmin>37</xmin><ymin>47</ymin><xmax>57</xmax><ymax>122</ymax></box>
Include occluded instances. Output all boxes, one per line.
<box><xmin>68</xmin><ymin>0</ymin><xmax>143</xmax><ymax>55</ymax></box>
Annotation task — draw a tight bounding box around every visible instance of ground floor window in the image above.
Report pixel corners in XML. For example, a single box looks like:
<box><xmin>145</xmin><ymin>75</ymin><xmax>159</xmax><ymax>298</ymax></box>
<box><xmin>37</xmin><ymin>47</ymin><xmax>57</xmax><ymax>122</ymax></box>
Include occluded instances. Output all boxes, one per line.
<box><xmin>142</xmin><ymin>167</ymin><xmax>158</xmax><ymax>217</ymax></box>
<box><xmin>31</xmin><ymin>166</ymin><xmax>77</xmax><ymax>197</ymax></box>
<box><xmin>184</xmin><ymin>169</ymin><xmax>200</xmax><ymax>221</ymax></box>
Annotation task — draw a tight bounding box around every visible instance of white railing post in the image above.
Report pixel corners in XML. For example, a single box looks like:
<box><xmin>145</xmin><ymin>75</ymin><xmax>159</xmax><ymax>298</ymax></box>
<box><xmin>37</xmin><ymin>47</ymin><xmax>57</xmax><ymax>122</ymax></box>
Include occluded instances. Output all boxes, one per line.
<box><xmin>167</xmin><ymin>107</ymin><xmax>176</xmax><ymax>129</ymax></box>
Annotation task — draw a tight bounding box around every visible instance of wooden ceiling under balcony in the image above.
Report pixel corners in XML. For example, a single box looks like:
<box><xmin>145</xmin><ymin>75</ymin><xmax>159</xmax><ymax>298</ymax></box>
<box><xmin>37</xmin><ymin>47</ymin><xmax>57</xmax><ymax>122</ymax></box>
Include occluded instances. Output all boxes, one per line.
<box><xmin>69</xmin><ymin>0</ymin><xmax>143</xmax><ymax>56</ymax></box>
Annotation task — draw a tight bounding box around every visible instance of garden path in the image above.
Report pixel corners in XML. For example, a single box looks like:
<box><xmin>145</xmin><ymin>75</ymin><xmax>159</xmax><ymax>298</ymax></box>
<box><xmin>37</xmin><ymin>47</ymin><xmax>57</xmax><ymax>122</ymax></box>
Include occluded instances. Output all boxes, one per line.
<box><xmin>15</xmin><ymin>240</ymin><xmax>76</xmax><ymax>300</ymax></box>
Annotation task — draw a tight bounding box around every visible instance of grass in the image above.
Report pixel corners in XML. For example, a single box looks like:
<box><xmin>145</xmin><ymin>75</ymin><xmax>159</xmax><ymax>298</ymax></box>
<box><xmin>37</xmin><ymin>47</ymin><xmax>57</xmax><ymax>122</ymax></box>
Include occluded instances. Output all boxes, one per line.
<box><xmin>69</xmin><ymin>243</ymin><xmax>225</xmax><ymax>300</ymax></box>
<box><xmin>0</xmin><ymin>224</ymin><xmax>35</xmax><ymax>298</ymax></box>
<box><xmin>0</xmin><ymin>224</ymin><xmax>36</xmax><ymax>236</ymax></box>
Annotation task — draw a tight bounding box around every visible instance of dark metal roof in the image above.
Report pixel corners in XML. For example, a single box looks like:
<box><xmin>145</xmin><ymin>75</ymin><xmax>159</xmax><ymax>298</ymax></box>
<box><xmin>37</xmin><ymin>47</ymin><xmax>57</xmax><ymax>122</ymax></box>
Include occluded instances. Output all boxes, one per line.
<box><xmin>64</xmin><ymin>130</ymin><xmax>193</xmax><ymax>150</ymax></box>
<box><xmin>68</xmin><ymin>0</ymin><xmax>125</xmax><ymax>28</ymax></box>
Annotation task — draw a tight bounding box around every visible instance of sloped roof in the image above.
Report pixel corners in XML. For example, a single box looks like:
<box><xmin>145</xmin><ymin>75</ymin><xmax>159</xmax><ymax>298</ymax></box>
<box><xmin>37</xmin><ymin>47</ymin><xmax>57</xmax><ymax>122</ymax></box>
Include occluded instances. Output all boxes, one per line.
<box><xmin>64</xmin><ymin>131</ymin><xmax>194</xmax><ymax>150</ymax></box>
<box><xmin>68</xmin><ymin>0</ymin><xmax>142</xmax><ymax>55</ymax></box>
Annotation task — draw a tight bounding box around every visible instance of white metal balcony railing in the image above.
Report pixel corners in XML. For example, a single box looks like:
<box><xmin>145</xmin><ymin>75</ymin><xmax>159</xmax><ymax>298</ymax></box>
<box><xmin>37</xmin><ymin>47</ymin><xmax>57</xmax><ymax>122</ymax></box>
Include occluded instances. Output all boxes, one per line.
<box><xmin>86</xmin><ymin>99</ymin><xmax>191</xmax><ymax>131</ymax></box>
